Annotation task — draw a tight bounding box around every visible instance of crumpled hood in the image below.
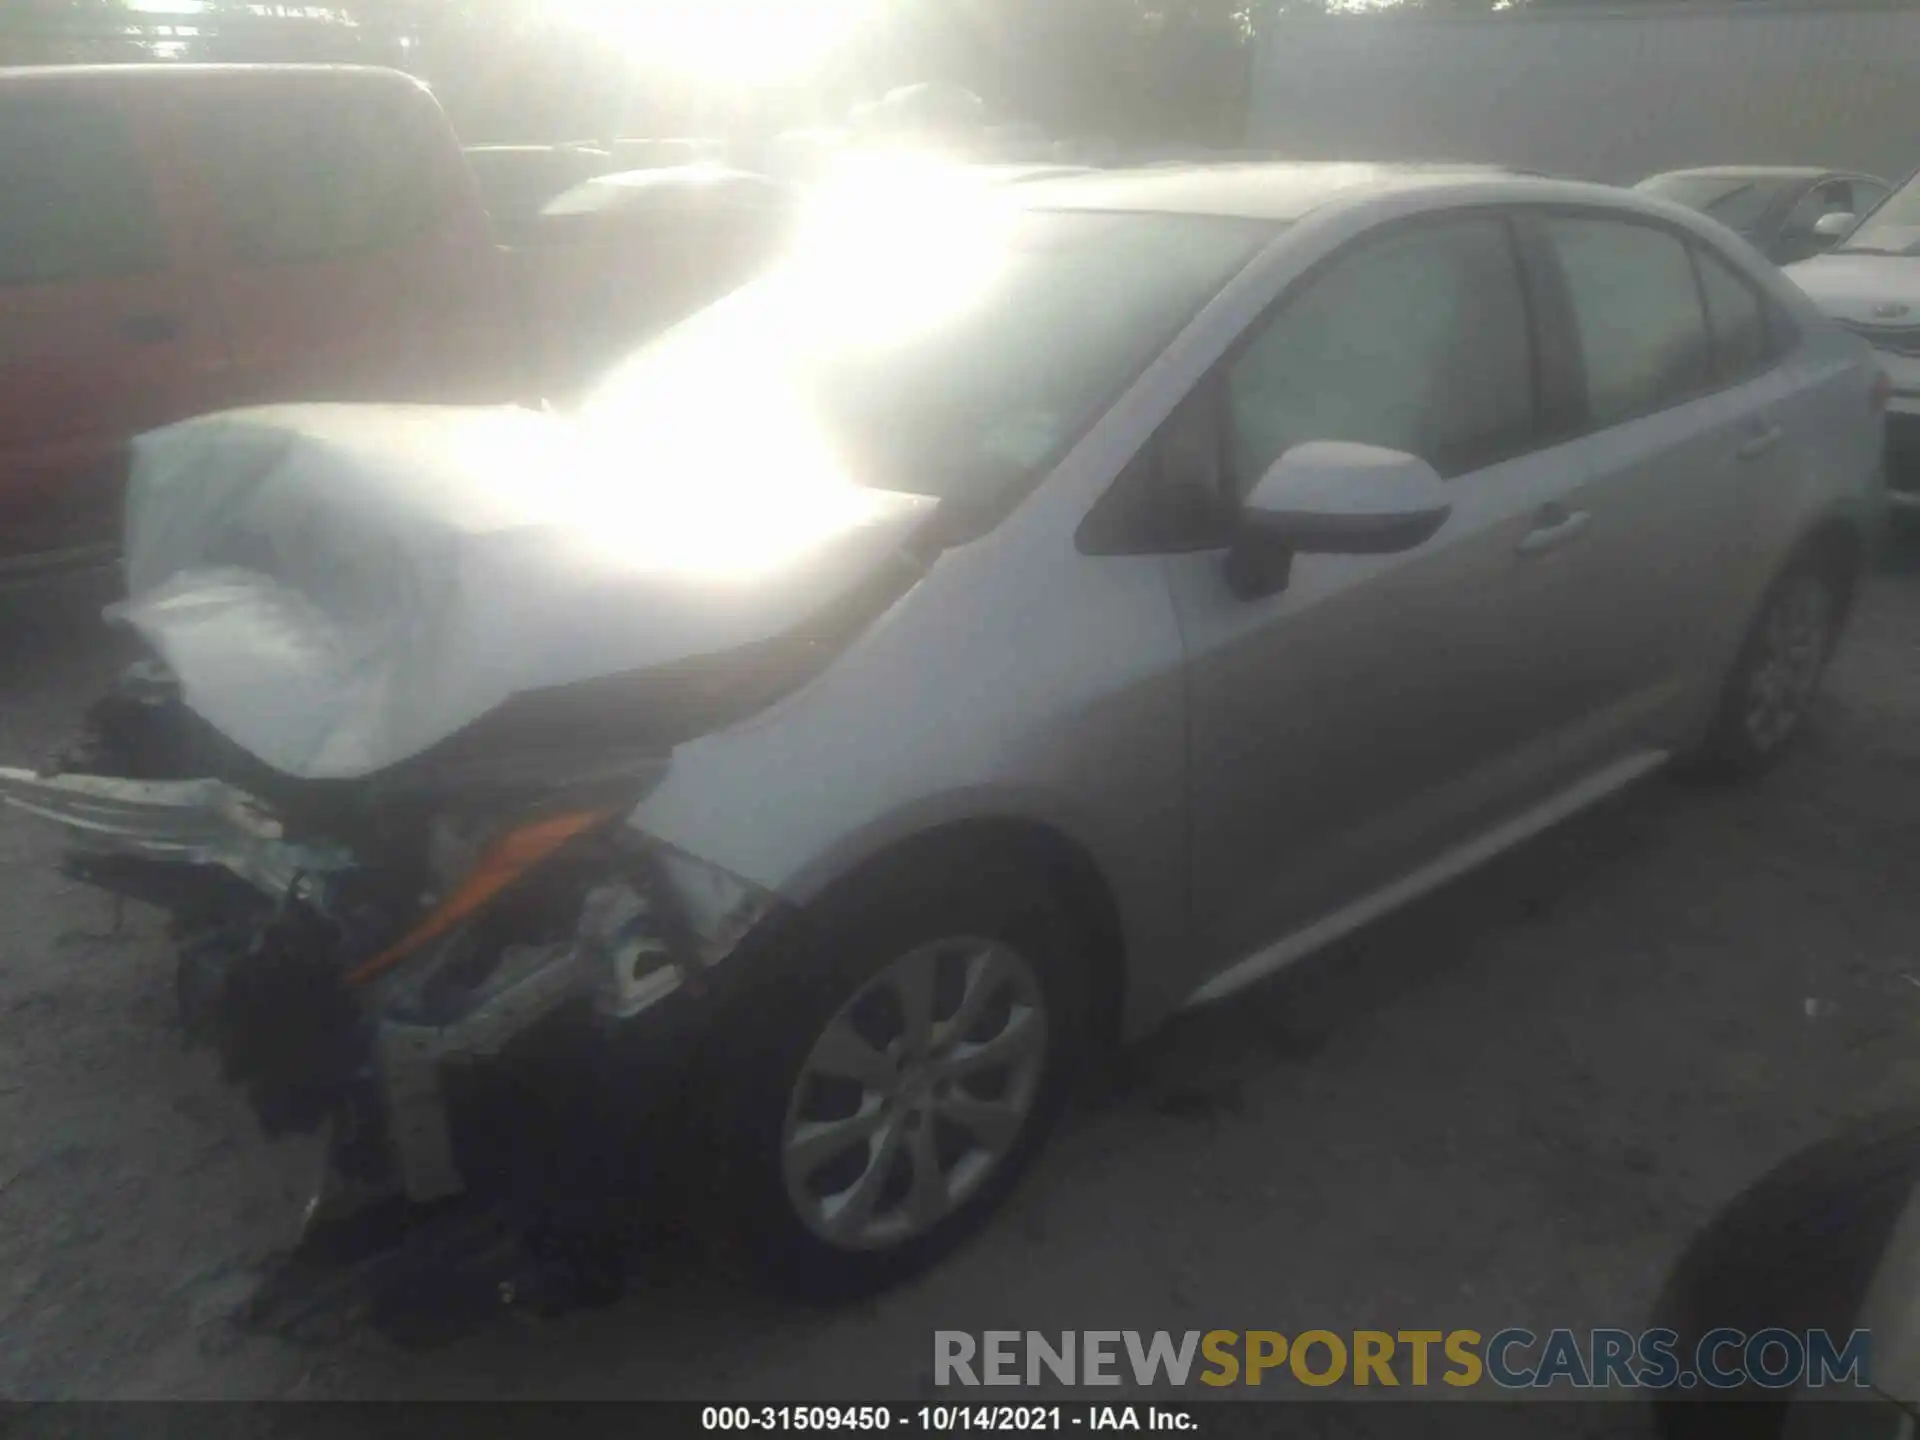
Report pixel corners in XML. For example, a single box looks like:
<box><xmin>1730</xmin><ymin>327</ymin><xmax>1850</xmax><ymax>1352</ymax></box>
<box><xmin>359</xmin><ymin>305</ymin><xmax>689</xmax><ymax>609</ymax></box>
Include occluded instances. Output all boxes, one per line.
<box><xmin>118</xmin><ymin>403</ymin><xmax>937</xmax><ymax>782</ymax></box>
<box><xmin>1784</xmin><ymin>251</ymin><xmax>1920</xmax><ymax>325</ymax></box>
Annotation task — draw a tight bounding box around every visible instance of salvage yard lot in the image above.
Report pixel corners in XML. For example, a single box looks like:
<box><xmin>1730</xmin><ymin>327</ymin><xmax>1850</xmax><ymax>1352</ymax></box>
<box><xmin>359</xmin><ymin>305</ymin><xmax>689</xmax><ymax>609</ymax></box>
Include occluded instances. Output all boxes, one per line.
<box><xmin>2</xmin><ymin>553</ymin><xmax>1919</xmax><ymax>1403</ymax></box>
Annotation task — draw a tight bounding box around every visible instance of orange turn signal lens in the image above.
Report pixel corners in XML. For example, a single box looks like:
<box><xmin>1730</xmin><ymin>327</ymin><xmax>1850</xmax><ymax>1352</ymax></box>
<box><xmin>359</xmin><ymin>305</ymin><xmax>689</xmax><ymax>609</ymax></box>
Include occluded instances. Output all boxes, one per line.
<box><xmin>345</xmin><ymin>810</ymin><xmax>609</xmax><ymax>987</ymax></box>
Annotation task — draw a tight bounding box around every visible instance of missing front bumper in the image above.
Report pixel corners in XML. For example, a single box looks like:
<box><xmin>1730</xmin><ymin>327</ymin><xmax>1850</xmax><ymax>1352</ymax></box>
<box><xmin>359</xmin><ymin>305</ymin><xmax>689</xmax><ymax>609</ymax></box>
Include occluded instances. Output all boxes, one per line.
<box><xmin>0</xmin><ymin>767</ymin><xmax>354</xmax><ymax>899</ymax></box>
<box><xmin>2</xmin><ymin>760</ymin><xmax>721</xmax><ymax>1208</ymax></box>
<box><xmin>1</xmin><ymin>725</ymin><xmax>780</xmax><ymax>1294</ymax></box>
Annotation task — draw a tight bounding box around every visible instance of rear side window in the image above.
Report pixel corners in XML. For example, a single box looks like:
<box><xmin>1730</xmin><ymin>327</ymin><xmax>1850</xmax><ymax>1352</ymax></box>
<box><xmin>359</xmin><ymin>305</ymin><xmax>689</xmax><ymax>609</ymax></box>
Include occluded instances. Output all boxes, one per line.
<box><xmin>194</xmin><ymin>87</ymin><xmax>439</xmax><ymax>265</ymax></box>
<box><xmin>1545</xmin><ymin>217</ymin><xmax>1715</xmax><ymax>427</ymax></box>
<box><xmin>1692</xmin><ymin>246</ymin><xmax>1774</xmax><ymax>381</ymax></box>
<box><xmin>1223</xmin><ymin>216</ymin><xmax>1536</xmax><ymax>485</ymax></box>
<box><xmin>0</xmin><ymin>94</ymin><xmax>166</xmax><ymax>286</ymax></box>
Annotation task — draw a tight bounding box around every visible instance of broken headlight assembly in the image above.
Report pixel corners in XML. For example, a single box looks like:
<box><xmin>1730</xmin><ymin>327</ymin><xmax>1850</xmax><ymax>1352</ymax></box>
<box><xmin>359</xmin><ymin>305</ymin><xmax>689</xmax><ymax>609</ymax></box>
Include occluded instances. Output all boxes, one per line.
<box><xmin>360</xmin><ymin>807</ymin><xmax>787</xmax><ymax>1028</ymax></box>
<box><xmin>362</xmin><ymin>815</ymin><xmax>788</xmax><ymax>1202</ymax></box>
<box><xmin>576</xmin><ymin>829</ymin><xmax>789</xmax><ymax>1021</ymax></box>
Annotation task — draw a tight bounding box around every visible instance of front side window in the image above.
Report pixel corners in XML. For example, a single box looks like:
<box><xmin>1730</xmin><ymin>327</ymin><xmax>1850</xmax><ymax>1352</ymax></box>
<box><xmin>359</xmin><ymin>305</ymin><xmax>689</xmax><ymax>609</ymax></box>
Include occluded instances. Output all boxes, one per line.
<box><xmin>1221</xmin><ymin>216</ymin><xmax>1536</xmax><ymax>488</ymax></box>
<box><xmin>579</xmin><ymin>206</ymin><xmax>1277</xmax><ymax>520</ymax></box>
<box><xmin>1782</xmin><ymin>180</ymin><xmax>1856</xmax><ymax>238</ymax></box>
<box><xmin>1838</xmin><ymin>171</ymin><xmax>1920</xmax><ymax>256</ymax></box>
<box><xmin>194</xmin><ymin>87</ymin><xmax>439</xmax><ymax>265</ymax></box>
<box><xmin>0</xmin><ymin>94</ymin><xmax>166</xmax><ymax>286</ymax></box>
<box><xmin>1851</xmin><ymin>181</ymin><xmax>1892</xmax><ymax>220</ymax></box>
<box><xmin>1544</xmin><ymin>217</ymin><xmax>1714</xmax><ymax>428</ymax></box>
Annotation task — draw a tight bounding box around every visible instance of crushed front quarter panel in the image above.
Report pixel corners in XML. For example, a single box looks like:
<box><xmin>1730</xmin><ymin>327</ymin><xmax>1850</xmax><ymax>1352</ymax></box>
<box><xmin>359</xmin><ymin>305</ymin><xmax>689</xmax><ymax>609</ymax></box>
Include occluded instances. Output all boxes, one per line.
<box><xmin>120</xmin><ymin>403</ymin><xmax>938</xmax><ymax>781</ymax></box>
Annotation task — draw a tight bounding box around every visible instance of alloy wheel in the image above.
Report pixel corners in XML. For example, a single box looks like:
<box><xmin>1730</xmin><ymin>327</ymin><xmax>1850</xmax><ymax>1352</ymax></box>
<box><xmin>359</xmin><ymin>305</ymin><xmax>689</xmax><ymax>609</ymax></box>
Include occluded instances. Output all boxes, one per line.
<box><xmin>1742</xmin><ymin>574</ymin><xmax>1835</xmax><ymax>756</ymax></box>
<box><xmin>781</xmin><ymin>936</ymin><xmax>1049</xmax><ymax>1252</ymax></box>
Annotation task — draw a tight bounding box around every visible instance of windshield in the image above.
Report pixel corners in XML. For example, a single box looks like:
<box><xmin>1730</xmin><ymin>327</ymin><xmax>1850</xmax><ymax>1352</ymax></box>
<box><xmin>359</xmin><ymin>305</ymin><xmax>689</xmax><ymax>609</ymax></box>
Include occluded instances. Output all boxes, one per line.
<box><xmin>1841</xmin><ymin>171</ymin><xmax>1920</xmax><ymax>254</ymax></box>
<box><xmin>1637</xmin><ymin>174</ymin><xmax>1795</xmax><ymax>233</ymax></box>
<box><xmin>577</xmin><ymin>201</ymin><xmax>1277</xmax><ymax>516</ymax></box>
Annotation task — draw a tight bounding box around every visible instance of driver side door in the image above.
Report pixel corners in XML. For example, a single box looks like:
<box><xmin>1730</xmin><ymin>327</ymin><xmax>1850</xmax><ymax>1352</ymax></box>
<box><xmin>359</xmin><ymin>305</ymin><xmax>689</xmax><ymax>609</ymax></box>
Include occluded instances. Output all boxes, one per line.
<box><xmin>1162</xmin><ymin>213</ymin><xmax>1639</xmax><ymax>993</ymax></box>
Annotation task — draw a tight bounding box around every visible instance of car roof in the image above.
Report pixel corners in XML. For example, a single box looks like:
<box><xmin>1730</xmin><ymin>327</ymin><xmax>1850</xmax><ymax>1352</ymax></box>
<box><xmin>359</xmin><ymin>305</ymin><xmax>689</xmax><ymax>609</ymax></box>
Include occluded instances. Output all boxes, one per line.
<box><xmin>1642</xmin><ymin>166</ymin><xmax>1843</xmax><ymax>182</ymax></box>
<box><xmin>588</xmin><ymin>163</ymin><xmax>776</xmax><ymax>190</ymax></box>
<box><xmin>548</xmin><ymin>165</ymin><xmax>790</xmax><ymax>211</ymax></box>
<box><xmin>962</xmin><ymin>163</ymin><xmax>1100</xmax><ymax>184</ymax></box>
<box><xmin>467</xmin><ymin>144</ymin><xmax>600</xmax><ymax>156</ymax></box>
<box><xmin>0</xmin><ymin>62</ymin><xmax>422</xmax><ymax>93</ymax></box>
<box><xmin>1009</xmin><ymin>161</ymin><xmax>1605</xmax><ymax>223</ymax></box>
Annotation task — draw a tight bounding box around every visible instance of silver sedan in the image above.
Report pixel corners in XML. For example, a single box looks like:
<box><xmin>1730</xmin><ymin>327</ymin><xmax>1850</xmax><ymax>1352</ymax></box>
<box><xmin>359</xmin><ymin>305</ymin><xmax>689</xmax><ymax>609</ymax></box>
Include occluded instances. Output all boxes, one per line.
<box><xmin>619</xmin><ymin>163</ymin><xmax>1886</xmax><ymax>1290</ymax></box>
<box><xmin>1</xmin><ymin>162</ymin><xmax>1888</xmax><ymax>1301</ymax></box>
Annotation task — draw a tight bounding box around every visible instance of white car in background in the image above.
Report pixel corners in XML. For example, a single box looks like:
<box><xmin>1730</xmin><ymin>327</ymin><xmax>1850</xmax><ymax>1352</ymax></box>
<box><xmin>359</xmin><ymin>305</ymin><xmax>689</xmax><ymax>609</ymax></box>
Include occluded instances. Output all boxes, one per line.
<box><xmin>1787</xmin><ymin>169</ymin><xmax>1920</xmax><ymax>514</ymax></box>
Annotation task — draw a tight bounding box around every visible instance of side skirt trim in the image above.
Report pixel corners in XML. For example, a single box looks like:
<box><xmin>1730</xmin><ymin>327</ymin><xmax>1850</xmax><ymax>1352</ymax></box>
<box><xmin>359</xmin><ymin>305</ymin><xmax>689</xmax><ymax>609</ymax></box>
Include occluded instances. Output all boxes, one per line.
<box><xmin>1182</xmin><ymin>750</ymin><xmax>1669</xmax><ymax>1009</ymax></box>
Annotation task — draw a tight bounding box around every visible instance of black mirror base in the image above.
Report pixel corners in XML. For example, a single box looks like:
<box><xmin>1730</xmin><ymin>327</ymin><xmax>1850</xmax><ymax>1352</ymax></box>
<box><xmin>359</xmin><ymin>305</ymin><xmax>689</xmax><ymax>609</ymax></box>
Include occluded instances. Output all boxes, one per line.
<box><xmin>1224</xmin><ymin>540</ymin><xmax>1294</xmax><ymax>600</ymax></box>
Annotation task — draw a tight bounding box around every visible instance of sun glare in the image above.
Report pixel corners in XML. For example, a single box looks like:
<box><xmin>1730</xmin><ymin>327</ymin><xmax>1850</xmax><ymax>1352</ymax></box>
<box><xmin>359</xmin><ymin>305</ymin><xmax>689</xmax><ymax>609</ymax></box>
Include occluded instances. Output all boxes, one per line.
<box><xmin>790</xmin><ymin>154</ymin><xmax>1013</xmax><ymax>342</ymax></box>
<box><xmin>559</xmin><ymin>160</ymin><xmax>1014</xmax><ymax>578</ymax></box>
<box><xmin>549</xmin><ymin>0</ymin><xmax>876</xmax><ymax>86</ymax></box>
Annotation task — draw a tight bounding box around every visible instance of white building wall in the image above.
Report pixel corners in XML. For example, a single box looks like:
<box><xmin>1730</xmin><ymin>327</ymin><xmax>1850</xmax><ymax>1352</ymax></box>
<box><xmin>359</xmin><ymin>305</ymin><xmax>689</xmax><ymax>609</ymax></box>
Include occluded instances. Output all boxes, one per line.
<box><xmin>1248</xmin><ymin>4</ymin><xmax>1920</xmax><ymax>185</ymax></box>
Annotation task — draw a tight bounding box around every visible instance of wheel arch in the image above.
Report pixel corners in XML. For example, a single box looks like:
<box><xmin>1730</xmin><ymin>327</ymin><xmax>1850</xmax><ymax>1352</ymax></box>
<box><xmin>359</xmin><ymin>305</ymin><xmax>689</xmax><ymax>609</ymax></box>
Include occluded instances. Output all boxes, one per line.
<box><xmin>1682</xmin><ymin>502</ymin><xmax>1869</xmax><ymax>778</ymax></box>
<box><xmin>789</xmin><ymin>817</ymin><xmax>1131</xmax><ymax>1055</ymax></box>
<box><xmin>1794</xmin><ymin>507</ymin><xmax>1869</xmax><ymax>625</ymax></box>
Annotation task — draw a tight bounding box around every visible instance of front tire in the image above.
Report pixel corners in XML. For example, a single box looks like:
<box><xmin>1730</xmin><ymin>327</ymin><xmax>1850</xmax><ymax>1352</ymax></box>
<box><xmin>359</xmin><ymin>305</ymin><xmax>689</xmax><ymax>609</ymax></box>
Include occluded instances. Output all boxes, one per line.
<box><xmin>1692</xmin><ymin>558</ymin><xmax>1845</xmax><ymax>778</ymax></box>
<box><xmin>697</xmin><ymin>852</ymin><xmax>1092</xmax><ymax>1300</ymax></box>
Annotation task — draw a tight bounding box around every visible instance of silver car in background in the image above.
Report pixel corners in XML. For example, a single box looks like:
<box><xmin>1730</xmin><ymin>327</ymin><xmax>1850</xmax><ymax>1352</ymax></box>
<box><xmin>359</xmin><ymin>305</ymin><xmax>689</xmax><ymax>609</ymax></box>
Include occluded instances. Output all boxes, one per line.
<box><xmin>0</xmin><ymin>163</ymin><xmax>1887</xmax><ymax>1300</ymax></box>
<box><xmin>1636</xmin><ymin>166</ymin><xmax>1890</xmax><ymax>267</ymax></box>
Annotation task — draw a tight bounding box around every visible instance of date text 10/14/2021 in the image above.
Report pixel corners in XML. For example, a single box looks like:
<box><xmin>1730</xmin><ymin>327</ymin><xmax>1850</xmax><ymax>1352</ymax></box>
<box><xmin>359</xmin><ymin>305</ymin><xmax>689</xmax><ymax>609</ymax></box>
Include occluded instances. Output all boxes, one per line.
<box><xmin>702</xmin><ymin>1407</ymin><xmax>1194</xmax><ymax>1432</ymax></box>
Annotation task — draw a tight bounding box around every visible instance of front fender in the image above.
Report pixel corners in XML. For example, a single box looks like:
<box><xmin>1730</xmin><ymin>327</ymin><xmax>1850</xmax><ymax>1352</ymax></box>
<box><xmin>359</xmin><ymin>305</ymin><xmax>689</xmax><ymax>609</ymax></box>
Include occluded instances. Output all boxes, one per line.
<box><xmin>625</xmin><ymin>506</ymin><xmax>1197</xmax><ymax>1037</ymax></box>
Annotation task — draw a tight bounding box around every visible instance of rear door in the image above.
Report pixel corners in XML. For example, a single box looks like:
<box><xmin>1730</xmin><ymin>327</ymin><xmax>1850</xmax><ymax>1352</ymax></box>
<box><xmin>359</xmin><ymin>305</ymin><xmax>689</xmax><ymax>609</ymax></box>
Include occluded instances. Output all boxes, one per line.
<box><xmin>176</xmin><ymin>74</ymin><xmax>518</xmax><ymax>408</ymax></box>
<box><xmin>1525</xmin><ymin>211</ymin><xmax>1780</xmax><ymax>735</ymax></box>
<box><xmin>0</xmin><ymin>83</ymin><xmax>226</xmax><ymax>561</ymax></box>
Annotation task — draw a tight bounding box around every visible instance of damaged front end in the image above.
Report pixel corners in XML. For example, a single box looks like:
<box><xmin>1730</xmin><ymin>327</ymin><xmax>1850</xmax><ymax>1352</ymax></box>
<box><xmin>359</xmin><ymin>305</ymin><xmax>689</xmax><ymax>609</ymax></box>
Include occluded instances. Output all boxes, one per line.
<box><xmin>1</xmin><ymin>403</ymin><xmax>939</xmax><ymax>1319</ymax></box>
<box><xmin>0</xmin><ymin>668</ymin><xmax>784</xmax><ymax>1272</ymax></box>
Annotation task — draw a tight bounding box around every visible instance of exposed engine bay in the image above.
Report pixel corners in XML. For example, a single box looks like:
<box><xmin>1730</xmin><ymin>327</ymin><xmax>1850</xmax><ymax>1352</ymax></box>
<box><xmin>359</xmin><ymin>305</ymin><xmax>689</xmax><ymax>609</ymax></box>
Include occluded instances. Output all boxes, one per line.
<box><xmin>0</xmin><ymin>657</ymin><xmax>775</xmax><ymax>1247</ymax></box>
<box><xmin>0</xmin><ymin>403</ymin><xmax>939</xmax><ymax>1316</ymax></box>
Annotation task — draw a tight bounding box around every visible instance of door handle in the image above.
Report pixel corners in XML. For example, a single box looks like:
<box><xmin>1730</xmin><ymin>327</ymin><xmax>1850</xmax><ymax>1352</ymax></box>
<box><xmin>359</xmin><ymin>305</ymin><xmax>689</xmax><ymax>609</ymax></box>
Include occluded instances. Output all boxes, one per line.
<box><xmin>1516</xmin><ymin>506</ymin><xmax>1592</xmax><ymax>557</ymax></box>
<box><xmin>1735</xmin><ymin>424</ymin><xmax>1786</xmax><ymax>461</ymax></box>
<box><xmin>118</xmin><ymin>313</ymin><xmax>182</xmax><ymax>345</ymax></box>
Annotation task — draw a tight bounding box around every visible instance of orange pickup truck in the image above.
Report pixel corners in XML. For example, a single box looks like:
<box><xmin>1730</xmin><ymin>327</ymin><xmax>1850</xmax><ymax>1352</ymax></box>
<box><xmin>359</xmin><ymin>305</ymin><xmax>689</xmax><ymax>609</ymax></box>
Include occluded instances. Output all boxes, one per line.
<box><xmin>0</xmin><ymin>63</ymin><xmax>788</xmax><ymax>573</ymax></box>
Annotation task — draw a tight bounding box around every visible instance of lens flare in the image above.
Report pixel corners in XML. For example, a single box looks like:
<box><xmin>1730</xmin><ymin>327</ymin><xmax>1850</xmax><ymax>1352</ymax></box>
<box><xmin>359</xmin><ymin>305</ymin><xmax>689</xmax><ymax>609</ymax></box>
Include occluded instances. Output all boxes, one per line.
<box><xmin>548</xmin><ymin>0</ymin><xmax>875</xmax><ymax>86</ymax></box>
<box><xmin>556</xmin><ymin>159</ymin><xmax>1018</xmax><ymax>578</ymax></box>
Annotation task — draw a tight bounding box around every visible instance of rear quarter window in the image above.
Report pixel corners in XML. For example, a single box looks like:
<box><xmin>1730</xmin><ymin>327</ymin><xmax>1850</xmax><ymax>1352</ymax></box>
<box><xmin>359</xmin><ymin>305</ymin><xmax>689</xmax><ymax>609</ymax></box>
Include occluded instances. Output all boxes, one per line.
<box><xmin>0</xmin><ymin>93</ymin><xmax>167</xmax><ymax>286</ymax></box>
<box><xmin>192</xmin><ymin>83</ymin><xmax>442</xmax><ymax>265</ymax></box>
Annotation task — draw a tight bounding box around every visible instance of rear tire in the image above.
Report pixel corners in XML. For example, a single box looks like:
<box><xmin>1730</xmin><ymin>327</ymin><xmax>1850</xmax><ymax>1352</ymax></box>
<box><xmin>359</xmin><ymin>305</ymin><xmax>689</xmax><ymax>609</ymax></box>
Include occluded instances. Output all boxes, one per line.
<box><xmin>1689</xmin><ymin>557</ymin><xmax>1845</xmax><ymax>779</ymax></box>
<box><xmin>695</xmin><ymin>851</ymin><xmax>1092</xmax><ymax>1300</ymax></box>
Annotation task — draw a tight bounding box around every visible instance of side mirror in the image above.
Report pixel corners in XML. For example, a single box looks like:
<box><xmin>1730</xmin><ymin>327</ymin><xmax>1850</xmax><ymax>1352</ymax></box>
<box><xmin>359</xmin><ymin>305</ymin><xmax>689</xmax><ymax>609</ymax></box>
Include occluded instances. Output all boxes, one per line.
<box><xmin>1226</xmin><ymin>442</ymin><xmax>1451</xmax><ymax>599</ymax></box>
<box><xmin>1812</xmin><ymin>210</ymin><xmax>1858</xmax><ymax>245</ymax></box>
